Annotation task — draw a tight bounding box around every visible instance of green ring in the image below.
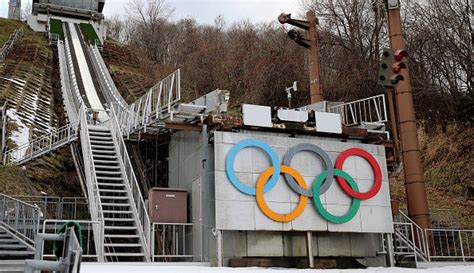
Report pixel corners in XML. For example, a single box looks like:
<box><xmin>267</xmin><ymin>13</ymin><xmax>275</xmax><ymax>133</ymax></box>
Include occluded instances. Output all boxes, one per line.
<box><xmin>312</xmin><ymin>169</ymin><xmax>361</xmax><ymax>224</ymax></box>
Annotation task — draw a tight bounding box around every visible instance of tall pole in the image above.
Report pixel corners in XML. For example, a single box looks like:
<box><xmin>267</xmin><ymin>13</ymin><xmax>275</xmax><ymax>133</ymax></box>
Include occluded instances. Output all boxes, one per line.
<box><xmin>307</xmin><ymin>11</ymin><xmax>323</xmax><ymax>103</ymax></box>
<box><xmin>386</xmin><ymin>3</ymin><xmax>431</xmax><ymax>229</ymax></box>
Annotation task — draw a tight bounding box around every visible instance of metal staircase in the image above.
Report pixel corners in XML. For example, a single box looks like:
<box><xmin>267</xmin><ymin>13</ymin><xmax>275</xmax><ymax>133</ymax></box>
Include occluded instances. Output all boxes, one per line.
<box><xmin>88</xmin><ymin>125</ymin><xmax>147</xmax><ymax>261</ymax></box>
<box><xmin>79</xmin><ymin>106</ymin><xmax>150</xmax><ymax>262</ymax></box>
<box><xmin>0</xmin><ymin>225</ymin><xmax>35</xmax><ymax>260</ymax></box>
<box><xmin>3</xmin><ymin>123</ymin><xmax>78</xmax><ymax>165</ymax></box>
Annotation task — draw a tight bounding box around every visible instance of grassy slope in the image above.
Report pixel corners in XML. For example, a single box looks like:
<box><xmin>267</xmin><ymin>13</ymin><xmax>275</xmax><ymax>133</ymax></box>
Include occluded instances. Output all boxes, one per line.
<box><xmin>0</xmin><ymin>18</ymin><xmax>23</xmax><ymax>47</ymax></box>
<box><xmin>50</xmin><ymin>18</ymin><xmax>64</xmax><ymax>40</ymax></box>
<box><xmin>0</xmin><ymin>19</ymin><xmax>82</xmax><ymax>198</ymax></box>
<box><xmin>390</xmin><ymin>126</ymin><xmax>474</xmax><ymax>228</ymax></box>
<box><xmin>80</xmin><ymin>23</ymin><xmax>100</xmax><ymax>45</ymax></box>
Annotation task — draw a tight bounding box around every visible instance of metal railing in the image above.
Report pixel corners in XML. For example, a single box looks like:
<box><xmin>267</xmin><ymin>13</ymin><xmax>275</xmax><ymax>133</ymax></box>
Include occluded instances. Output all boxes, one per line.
<box><xmin>110</xmin><ymin>104</ymin><xmax>151</xmax><ymax>260</ymax></box>
<box><xmin>58</xmin><ymin>40</ymin><xmax>80</xmax><ymax>124</ymax></box>
<box><xmin>0</xmin><ymin>193</ymin><xmax>40</xmax><ymax>246</ymax></box>
<box><xmin>62</xmin><ymin>24</ymin><xmax>84</xmax><ymax>112</ymax></box>
<box><xmin>394</xmin><ymin>211</ymin><xmax>430</xmax><ymax>262</ymax></box>
<box><xmin>115</xmin><ymin>69</ymin><xmax>181</xmax><ymax>135</ymax></box>
<box><xmin>79</xmin><ymin>105</ymin><xmax>105</xmax><ymax>262</ymax></box>
<box><xmin>49</xmin><ymin>33</ymin><xmax>60</xmax><ymax>45</ymax></box>
<box><xmin>151</xmin><ymin>223</ymin><xmax>193</xmax><ymax>262</ymax></box>
<box><xmin>0</xmin><ymin>100</ymin><xmax>7</xmax><ymax>156</ymax></box>
<box><xmin>328</xmin><ymin>94</ymin><xmax>387</xmax><ymax>127</ymax></box>
<box><xmin>88</xmin><ymin>44</ymin><xmax>127</xmax><ymax>110</ymax></box>
<box><xmin>3</xmin><ymin>122</ymin><xmax>78</xmax><ymax>165</ymax></box>
<box><xmin>0</xmin><ymin>27</ymin><xmax>23</xmax><ymax>63</ymax></box>
<box><xmin>42</xmin><ymin>220</ymin><xmax>101</xmax><ymax>261</ymax></box>
<box><xmin>425</xmin><ymin>229</ymin><xmax>474</xmax><ymax>262</ymax></box>
<box><xmin>25</xmin><ymin>226</ymin><xmax>83</xmax><ymax>273</ymax></box>
<box><xmin>13</xmin><ymin>196</ymin><xmax>90</xmax><ymax>221</ymax></box>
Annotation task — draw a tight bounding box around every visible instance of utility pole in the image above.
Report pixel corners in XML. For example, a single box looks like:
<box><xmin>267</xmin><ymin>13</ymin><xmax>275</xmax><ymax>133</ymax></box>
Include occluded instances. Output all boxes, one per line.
<box><xmin>278</xmin><ymin>11</ymin><xmax>323</xmax><ymax>103</ymax></box>
<box><xmin>386</xmin><ymin>0</ymin><xmax>431</xmax><ymax>229</ymax></box>
<box><xmin>306</xmin><ymin>11</ymin><xmax>323</xmax><ymax>103</ymax></box>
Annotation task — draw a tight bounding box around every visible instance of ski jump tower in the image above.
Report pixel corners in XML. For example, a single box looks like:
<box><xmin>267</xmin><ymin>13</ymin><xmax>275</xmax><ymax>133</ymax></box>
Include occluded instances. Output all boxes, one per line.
<box><xmin>8</xmin><ymin>0</ymin><xmax>21</xmax><ymax>20</ymax></box>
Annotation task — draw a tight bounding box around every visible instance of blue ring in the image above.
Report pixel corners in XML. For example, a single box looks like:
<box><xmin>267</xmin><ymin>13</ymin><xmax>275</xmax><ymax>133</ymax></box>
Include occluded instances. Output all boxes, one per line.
<box><xmin>225</xmin><ymin>139</ymin><xmax>280</xmax><ymax>195</ymax></box>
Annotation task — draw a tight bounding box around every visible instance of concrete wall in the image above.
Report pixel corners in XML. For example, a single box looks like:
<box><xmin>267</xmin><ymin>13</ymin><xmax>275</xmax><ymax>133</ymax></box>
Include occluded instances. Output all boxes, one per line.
<box><xmin>168</xmin><ymin>129</ymin><xmax>389</xmax><ymax>266</ymax></box>
<box><xmin>214</xmin><ymin>131</ymin><xmax>392</xmax><ymax>233</ymax></box>
<box><xmin>168</xmin><ymin>128</ymin><xmax>215</xmax><ymax>262</ymax></box>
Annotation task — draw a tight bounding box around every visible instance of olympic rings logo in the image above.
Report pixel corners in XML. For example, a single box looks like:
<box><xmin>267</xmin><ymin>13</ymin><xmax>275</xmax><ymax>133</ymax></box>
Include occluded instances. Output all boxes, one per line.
<box><xmin>225</xmin><ymin>139</ymin><xmax>383</xmax><ymax>224</ymax></box>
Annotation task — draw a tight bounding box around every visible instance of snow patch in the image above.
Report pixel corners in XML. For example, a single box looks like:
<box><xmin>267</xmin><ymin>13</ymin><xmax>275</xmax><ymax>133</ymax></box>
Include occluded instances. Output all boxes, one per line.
<box><xmin>6</xmin><ymin>109</ymin><xmax>30</xmax><ymax>160</ymax></box>
<box><xmin>80</xmin><ymin>264</ymin><xmax>474</xmax><ymax>273</ymax></box>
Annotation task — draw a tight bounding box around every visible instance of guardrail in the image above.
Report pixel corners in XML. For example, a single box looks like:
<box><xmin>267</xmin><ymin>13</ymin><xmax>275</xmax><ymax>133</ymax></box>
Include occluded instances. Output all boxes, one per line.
<box><xmin>0</xmin><ymin>193</ymin><xmax>40</xmax><ymax>246</ymax></box>
<box><xmin>425</xmin><ymin>229</ymin><xmax>474</xmax><ymax>262</ymax></box>
<box><xmin>115</xmin><ymin>69</ymin><xmax>181</xmax><ymax>135</ymax></box>
<box><xmin>3</xmin><ymin>122</ymin><xmax>78</xmax><ymax>165</ymax></box>
<box><xmin>13</xmin><ymin>196</ymin><xmax>90</xmax><ymax>221</ymax></box>
<box><xmin>328</xmin><ymin>94</ymin><xmax>387</xmax><ymax>127</ymax></box>
<box><xmin>0</xmin><ymin>100</ymin><xmax>7</xmax><ymax>157</ymax></box>
<box><xmin>394</xmin><ymin>211</ymin><xmax>430</xmax><ymax>262</ymax></box>
<box><xmin>0</xmin><ymin>27</ymin><xmax>23</xmax><ymax>63</ymax></box>
<box><xmin>79</xmin><ymin>105</ymin><xmax>105</xmax><ymax>262</ymax></box>
<box><xmin>42</xmin><ymin>220</ymin><xmax>101</xmax><ymax>261</ymax></box>
<box><xmin>62</xmin><ymin>24</ymin><xmax>84</xmax><ymax>112</ymax></box>
<box><xmin>88</xmin><ymin>44</ymin><xmax>127</xmax><ymax>110</ymax></box>
<box><xmin>151</xmin><ymin>223</ymin><xmax>193</xmax><ymax>262</ymax></box>
<box><xmin>110</xmin><ymin>104</ymin><xmax>151</xmax><ymax>259</ymax></box>
<box><xmin>25</xmin><ymin>226</ymin><xmax>83</xmax><ymax>273</ymax></box>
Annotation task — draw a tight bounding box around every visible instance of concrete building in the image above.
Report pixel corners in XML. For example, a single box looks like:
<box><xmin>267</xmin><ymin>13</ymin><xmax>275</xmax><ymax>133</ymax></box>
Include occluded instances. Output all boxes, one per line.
<box><xmin>8</xmin><ymin>0</ymin><xmax>21</xmax><ymax>20</ymax></box>
<box><xmin>27</xmin><ymin>0</ymin><xmax>106</xmax><ymax>42</ymax></box>
<box><xmin>148</xmin><ymin>98</ymin><xmax>395</xmax><ymax>267</ymax></box>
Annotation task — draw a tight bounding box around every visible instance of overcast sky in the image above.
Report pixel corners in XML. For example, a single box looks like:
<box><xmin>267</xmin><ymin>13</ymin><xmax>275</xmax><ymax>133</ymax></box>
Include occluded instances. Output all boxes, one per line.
<box><xmin>1</xmin><ymin>0</ymin><xmax>303</xmax><ymax>25</ymax></box>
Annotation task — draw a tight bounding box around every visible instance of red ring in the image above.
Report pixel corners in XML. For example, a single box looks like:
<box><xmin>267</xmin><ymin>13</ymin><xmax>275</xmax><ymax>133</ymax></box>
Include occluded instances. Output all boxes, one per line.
<box><xmin>335</xmin><ymin>148</ymin><xmax>382</xmax><ymax>200</ymax></box>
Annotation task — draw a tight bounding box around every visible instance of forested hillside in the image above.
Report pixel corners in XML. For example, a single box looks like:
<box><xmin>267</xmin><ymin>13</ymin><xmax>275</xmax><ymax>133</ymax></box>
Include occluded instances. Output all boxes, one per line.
<box><xmin>105</xmin><ymin>0</ymin><xmax>472</xmax><ymax>226</ymax></box>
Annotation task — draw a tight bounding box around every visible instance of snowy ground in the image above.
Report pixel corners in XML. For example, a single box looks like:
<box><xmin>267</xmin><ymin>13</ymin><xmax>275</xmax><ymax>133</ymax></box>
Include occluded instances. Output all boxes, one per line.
<box><xmin>81</xmin><ymin>264</ymin><xmax>474</xmax><ymax>273</ymax></box>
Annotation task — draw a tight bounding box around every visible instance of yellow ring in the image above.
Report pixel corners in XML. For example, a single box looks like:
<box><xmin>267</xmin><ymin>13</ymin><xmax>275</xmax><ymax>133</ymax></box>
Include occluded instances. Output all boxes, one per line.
<box><xmin>256</xmin><ymin>165</ymin><xmax>308</xmax><ymax>223</ymax></box>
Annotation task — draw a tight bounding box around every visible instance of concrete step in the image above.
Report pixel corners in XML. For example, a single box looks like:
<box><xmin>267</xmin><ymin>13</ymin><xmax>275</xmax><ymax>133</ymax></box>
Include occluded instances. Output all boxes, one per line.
<box><xmin>0</xmin><ymin>245</ymin><xmax>27</xmax><ymax>250</ymax></box>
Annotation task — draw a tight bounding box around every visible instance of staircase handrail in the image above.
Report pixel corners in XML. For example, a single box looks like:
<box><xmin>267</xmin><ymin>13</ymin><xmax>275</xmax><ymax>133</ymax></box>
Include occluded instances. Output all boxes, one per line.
<box><xmin>0</xmin><ymin>27</ymin><xmax>23</xmax><ymax>63</ymax></box>
<box><xmin>395</xmin><ymin>210</ymin><xmax>430</xmax><ymax>261</ymax></box>
<box><xmin>78</xmin><ymin>105</ymin><xmax>105</xmax><ymax>262</ymax></box>
<box><xmin>118</xmin><ymin>69</ymin><xmax>181</xmax><ymax>135</ymax></box>
<box><xmin>0</xmin><ymin>193</ymin><xmax>40</xmax><ymax>246</ymax></box>
<box><xmin>3</xmin><ymin>122</ymin><xmax>78</xmax><ymax>165</ymax></box>
<box><xmin>62</xmin><ymin>24</ymin><xmax>85</xmax><ymax>111</ymax></box>
<box><xmin>328</xmin><ymin>94</ymin><xmax>387</xmax><ymax>126</ymax></box>
<box><xmin>109</xmin><ymin>104</ymin><xmax>151</xmax><ymax>260</ymax></box>
<box><xmin>88</xmin><ymin>44</ymin><xmax>128</xmax><ymax>110</ymax></box>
